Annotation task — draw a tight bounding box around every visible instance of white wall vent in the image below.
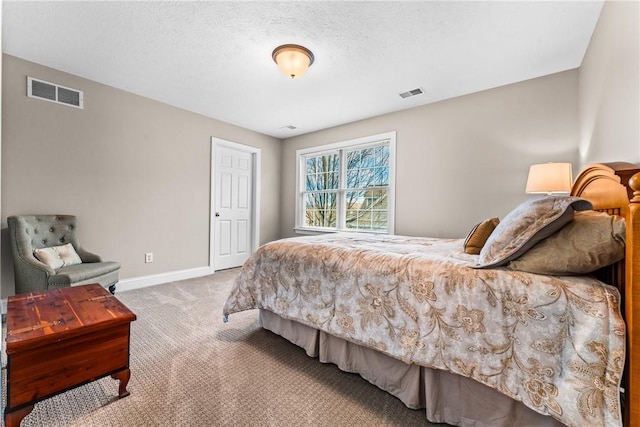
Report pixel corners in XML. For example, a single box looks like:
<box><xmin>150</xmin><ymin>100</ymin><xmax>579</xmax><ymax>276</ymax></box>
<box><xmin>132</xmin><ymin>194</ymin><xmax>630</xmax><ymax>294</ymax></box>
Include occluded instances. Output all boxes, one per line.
<box><xmin>398</xmin><ymin>87</ymin><xmax>424</xmax><ymax>99</ymax></box>
<box><xmin>27</xmin><ymin>77</ymin><xmax>84</xmax><ymax>109</ymax></box>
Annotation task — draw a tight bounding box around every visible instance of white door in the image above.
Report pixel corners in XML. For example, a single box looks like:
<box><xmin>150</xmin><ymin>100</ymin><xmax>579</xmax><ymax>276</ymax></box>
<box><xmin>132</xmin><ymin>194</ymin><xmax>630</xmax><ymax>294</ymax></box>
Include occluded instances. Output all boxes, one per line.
<box><xmin>214</xmin><ymin>144</ymin><xmax>254</xmax><ymax>270</ymax></box>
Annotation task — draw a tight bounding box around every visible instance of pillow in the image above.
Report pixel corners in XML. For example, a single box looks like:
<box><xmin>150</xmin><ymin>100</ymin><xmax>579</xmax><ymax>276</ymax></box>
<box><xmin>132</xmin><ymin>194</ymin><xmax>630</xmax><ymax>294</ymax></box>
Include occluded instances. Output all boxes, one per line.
<box><xmin>34</xmin><ymin>243</ymin><xmax>83</xmax><ymax>269</ymax></box>
<box><xmin>506</xmin><ymin>210</ymin><xmax>625</xmax><ymax>275</ymax></box>
<box><xmin>463</xmin><ymin>217</ymin><xmax>500</xmax><ymax>255</ymax></box>
<box><xmin>476</xmin><ymin>196</ymin><xmax>592</xmax><ymax>268</ymax></box>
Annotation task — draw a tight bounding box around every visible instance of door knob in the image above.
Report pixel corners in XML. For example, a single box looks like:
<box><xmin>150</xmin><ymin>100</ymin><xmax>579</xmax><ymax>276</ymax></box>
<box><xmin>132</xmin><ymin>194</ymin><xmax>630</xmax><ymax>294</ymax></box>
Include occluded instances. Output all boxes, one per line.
<box><xmin>215</xmin><ymin>212</ymin><xmax>220</xmax><ymax>217</ymax></box>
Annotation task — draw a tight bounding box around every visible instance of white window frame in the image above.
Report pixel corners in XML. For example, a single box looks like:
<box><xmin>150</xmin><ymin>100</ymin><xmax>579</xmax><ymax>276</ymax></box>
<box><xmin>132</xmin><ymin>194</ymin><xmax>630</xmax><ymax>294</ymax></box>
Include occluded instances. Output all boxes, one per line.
<box><xmin>295</xmin><ymin>131</ymin><xmax>396</xmax><ymax>234</ymax></box>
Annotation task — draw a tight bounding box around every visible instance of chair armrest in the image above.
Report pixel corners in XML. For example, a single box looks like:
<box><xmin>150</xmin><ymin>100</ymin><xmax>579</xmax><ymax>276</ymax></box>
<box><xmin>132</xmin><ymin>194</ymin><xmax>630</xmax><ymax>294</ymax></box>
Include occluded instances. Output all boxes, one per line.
<box><xmin>16</xmin><ymin>255</ymin><xmax>56</xmax><ymax>276</ymax></box>
<box><xmin>12</xmin><ymin>251</ymin><xmax>56</xmax><ymax>294</ymax></box>
<box><xmin>76</xmin><ymin>247</ymin><xmax>103</xmax><ymax>263</ymax></box>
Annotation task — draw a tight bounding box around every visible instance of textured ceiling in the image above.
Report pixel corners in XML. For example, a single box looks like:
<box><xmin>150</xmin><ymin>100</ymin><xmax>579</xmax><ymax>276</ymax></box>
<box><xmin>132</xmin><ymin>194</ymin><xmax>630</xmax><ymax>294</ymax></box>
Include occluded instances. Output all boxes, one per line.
<box><xmin>2</xmin><ymin>1</ymin><xmax>604</xmax><ymax>139</ymax></box>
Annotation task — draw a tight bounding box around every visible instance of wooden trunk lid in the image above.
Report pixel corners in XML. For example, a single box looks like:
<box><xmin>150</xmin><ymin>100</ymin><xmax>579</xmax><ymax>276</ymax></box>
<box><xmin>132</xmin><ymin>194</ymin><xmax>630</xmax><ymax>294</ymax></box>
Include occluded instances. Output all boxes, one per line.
<box><xmin>6</xmin><ymin>284</ymin><xmax>136</xmax><ymax>354</ymax></box>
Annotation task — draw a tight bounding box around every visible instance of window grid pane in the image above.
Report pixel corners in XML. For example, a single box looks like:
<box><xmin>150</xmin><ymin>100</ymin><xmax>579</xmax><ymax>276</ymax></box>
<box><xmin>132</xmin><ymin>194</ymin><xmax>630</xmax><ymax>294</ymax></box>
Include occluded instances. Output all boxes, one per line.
<box><xmin>304</xmin><ymin>192</ymin><xmax>337</xmax><ymax>228</ymax></box>
<box><xmin>305</xmin><ymin>153</ymin><xmax>339</xmax><ymax>191</ymax></box>
<box><xmin>346</xmin><ymin>145</ymin><xmax>389</xmax><ymax>190</ymax></box>
<box><xmin>345</xmin><ymin>189</ymin><xmax>388</xmax><ymax>231</ymax></box>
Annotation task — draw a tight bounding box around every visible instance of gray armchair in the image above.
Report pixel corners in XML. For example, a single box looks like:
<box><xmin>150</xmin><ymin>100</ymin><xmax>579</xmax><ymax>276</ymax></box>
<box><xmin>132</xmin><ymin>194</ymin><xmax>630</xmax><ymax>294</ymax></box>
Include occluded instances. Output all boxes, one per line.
<box><xmin>8</xmin><ymin>215</ymin><xmax>120</xmax><ymax>295</ymax></box>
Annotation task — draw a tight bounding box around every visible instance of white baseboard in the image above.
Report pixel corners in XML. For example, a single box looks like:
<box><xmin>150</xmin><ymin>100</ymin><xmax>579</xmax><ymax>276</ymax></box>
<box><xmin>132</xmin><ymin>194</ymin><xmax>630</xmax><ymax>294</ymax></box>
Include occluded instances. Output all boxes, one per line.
<box><xmin>0</xmin><ymin>266</ymin><xmax>215</xmax><ymax>315</ymax></box>
<box><xmin>116</xmin><ymin>266</ymin><xmax>215</xmax><ymax>293</ymax></box>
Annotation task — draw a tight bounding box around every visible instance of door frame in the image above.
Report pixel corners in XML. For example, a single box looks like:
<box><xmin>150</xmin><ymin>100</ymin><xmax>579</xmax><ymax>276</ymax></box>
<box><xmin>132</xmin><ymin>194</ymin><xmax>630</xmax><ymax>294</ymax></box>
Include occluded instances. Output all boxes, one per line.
<box><xmin>210</xmin><ymin>137</ymin><xmax>261</xmax><ymax>271</ymax></box>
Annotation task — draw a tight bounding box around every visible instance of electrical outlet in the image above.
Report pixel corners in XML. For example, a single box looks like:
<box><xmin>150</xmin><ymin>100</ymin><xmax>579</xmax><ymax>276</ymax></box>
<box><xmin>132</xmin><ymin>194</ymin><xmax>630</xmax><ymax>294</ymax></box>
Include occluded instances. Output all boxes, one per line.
<box><xmin>145</xmin><ymin>252</ymin><xmax>153</xmax><ymax>263</ymax></box>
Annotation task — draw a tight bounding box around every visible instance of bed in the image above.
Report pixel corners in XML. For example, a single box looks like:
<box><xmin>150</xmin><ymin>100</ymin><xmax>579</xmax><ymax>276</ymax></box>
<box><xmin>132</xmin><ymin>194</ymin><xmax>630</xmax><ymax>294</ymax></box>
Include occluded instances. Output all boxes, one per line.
<box><xmin>223</xmin><ymin>162</ymin><xmax>640</xmax><ymax>427</ymax></box>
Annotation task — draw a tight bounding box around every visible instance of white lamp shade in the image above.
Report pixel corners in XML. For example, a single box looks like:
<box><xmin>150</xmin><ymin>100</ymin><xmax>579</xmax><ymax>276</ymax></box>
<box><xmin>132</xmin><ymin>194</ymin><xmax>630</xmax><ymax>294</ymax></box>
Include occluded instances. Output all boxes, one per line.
<box><xmin>525</xmin><ymin>163</ymin><xmax>573</xmax><ymax>194</ymax></box>
<box><xmin>272</xmin><ymin>44</ymin><xmax>314</xmax><ymax>79</ymax></box>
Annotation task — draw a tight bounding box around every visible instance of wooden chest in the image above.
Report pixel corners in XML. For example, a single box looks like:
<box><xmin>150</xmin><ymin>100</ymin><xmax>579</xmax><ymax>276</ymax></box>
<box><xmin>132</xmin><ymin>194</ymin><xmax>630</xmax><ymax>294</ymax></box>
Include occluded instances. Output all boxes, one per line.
<box><xmin>4</xmin><ymin>284</ymin><xmax>136</xmax><ymax>427</ymax></box>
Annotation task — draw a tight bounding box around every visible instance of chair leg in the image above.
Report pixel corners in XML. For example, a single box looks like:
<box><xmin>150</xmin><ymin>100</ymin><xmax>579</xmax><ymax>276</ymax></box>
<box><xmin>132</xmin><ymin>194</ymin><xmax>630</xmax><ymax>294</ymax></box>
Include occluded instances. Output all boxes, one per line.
<box><xmin>108</xmin><ymin>284</ymin><xmax>117</xmax><ymax>294</ymax></box>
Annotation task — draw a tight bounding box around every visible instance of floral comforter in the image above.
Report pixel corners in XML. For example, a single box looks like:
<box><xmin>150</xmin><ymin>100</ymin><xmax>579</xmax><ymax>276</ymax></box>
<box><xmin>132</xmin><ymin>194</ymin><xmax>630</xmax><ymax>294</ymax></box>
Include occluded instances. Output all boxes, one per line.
<box><xmin>223</xmin><ymin>233</ymin><xmax>625</xmax><ymax>427</ymax></box>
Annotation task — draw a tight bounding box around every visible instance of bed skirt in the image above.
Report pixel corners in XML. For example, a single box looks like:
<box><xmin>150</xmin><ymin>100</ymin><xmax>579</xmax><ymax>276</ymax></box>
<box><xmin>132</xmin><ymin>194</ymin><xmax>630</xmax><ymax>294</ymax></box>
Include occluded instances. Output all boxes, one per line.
<box><xmin>259</xmin><ymin>309</ymin><xmax>564</xmax><ymax>427</ymax></box>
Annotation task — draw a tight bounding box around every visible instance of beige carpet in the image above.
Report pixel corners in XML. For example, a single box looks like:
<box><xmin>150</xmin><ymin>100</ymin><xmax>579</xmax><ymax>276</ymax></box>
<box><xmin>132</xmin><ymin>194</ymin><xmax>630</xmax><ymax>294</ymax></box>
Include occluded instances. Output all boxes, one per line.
<box><xmin>7</xmin><ymin>269</ymin><xmax>447</xmax><ymax>426</ymax></box>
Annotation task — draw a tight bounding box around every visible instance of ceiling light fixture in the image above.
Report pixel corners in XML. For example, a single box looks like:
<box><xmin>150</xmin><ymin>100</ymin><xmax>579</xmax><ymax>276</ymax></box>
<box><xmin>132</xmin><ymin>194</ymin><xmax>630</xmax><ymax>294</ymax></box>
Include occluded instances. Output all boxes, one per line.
<box><xmin>272</xmin><ymin>44</ymin><xmax>314</xmax><ymax>79</ymax></box>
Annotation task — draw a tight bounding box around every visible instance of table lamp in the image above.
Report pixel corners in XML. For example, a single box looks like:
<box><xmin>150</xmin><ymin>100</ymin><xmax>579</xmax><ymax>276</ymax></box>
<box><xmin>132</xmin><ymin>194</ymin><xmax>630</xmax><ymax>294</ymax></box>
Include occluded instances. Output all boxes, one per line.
<box><xmin>525</xmin><ymin>162</ymin><xmax>573</xmax><ymax>195</ymax></box>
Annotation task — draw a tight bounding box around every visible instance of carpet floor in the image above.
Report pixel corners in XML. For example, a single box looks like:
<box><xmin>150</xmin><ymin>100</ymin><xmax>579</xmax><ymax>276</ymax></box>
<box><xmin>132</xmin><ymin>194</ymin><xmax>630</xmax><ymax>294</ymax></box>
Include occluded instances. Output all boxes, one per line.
<box><xmin>4</xmin><ymin>269</ymin><xmax>447</xmax><ymax>426</ymax></box>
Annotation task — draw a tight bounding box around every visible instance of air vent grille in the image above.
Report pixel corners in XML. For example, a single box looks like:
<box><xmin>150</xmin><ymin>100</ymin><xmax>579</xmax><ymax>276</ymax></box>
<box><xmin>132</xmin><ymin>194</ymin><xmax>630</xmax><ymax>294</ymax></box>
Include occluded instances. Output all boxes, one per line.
<box><xmin>27</xmin><ymin>77</ymin><xmax>84</xmax><ymax>109</ymax></box>
<box><xmin>31</xmin><ymin>79</ymin><xmax>56</xmax><ymax>101</ymax></box>
<box><xmin>399</xmin><ymin>87</ymin><xmax>424</xmax><ymax>99</ymax></box>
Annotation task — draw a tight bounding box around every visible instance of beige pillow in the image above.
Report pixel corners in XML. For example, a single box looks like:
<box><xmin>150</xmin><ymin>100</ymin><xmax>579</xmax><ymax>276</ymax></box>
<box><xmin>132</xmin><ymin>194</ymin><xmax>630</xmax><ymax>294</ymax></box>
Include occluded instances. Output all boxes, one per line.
<box><xmin>34</xmin><ymin>243</ymin><xmax>83</xmax><ymax>269</ymax></box>
<box><xmin>464</xmin><ymin>218</ymin><xmax>500</xmax><ymax>255</ymax></box>
<box><xmin>507</xmin><ymin>211</ymin><xmax>625</xmax><ymax>275</ymax></box>
<box><xmin>477</xmin><ymin>196</ymin><xmax>593</xmax><ymax>268</ymax></box>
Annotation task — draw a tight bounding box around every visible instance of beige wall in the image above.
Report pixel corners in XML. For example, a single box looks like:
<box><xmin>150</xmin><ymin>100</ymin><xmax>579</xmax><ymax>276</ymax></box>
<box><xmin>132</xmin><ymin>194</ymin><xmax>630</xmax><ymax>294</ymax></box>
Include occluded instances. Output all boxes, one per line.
<box><xmin>281</xmin><ymin>70</ymin><xmax>580</xmax><ymax>239</ymax></box>
<box><xmin>579</xmin><ymin>0</ymin><xmax>640</xmax><ymax>166</ymax></box>
<box><xmin>1</xmin><ymin>55</ymin><xmax>281</xmax><ymax>297</ymax></box>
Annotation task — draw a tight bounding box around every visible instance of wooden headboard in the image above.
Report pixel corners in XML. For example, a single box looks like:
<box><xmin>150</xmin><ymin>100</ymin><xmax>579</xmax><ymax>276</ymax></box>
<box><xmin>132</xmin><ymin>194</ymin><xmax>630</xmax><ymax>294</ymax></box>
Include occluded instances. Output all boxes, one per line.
<box><xmin>571</xmin><ymin>162</ymin><xmax>640</xmax><ymax>427</ymax></box>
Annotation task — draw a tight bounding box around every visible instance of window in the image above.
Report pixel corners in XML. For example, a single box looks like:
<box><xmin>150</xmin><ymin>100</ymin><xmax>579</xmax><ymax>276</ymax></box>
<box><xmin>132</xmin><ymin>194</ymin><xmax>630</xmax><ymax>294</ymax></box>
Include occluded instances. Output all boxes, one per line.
<box><xmin>296</xmin><ymin>132</ymin><xmax>395</xmax><ymax>234</ymax></box>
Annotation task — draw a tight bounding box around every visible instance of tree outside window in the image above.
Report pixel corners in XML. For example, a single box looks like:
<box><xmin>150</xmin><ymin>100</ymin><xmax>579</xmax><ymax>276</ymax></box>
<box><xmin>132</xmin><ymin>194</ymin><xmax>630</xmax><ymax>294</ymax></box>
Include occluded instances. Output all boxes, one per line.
<box><xmin>304</xmin><ymin>152</ymin><xmax>339</xmax><ymax>228</ymax></box>
<box><xmin>298</xmin><ymin>133</ymin><xmax>395</xmax><ymax>233</ymax></box>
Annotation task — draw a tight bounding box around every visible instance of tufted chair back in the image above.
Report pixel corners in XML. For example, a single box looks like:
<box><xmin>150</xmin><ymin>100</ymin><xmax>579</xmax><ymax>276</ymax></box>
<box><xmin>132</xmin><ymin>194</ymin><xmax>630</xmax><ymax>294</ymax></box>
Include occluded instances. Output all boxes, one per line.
<box><xmin>8</xmin><ymin>214</ymin><xmax>120</xmax><ymax>295</ymax></box>
<box><xmin>15</xmin><ymin>215</ymin><xmax>82</xmax><ymax>252</ymax></box>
